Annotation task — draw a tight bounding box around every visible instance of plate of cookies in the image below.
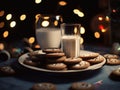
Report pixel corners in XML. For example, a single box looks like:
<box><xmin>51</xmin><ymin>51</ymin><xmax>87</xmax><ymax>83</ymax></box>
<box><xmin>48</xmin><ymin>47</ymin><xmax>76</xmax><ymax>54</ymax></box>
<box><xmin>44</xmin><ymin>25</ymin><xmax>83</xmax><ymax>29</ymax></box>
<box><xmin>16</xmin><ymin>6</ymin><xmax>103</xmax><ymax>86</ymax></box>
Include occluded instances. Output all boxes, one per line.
<box><xmin>18</xmin><ymin>49</ymin><xmax>106</xmax><ymax>73</ymax></box>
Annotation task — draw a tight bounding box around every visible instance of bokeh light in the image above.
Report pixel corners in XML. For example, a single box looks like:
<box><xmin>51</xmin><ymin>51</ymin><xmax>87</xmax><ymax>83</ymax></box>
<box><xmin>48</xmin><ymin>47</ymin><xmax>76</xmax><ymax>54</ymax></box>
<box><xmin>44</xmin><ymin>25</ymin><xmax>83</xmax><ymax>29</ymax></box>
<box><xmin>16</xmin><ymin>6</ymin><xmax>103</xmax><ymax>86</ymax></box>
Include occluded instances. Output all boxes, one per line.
<box><xmin>0</xmin><ymin>43</ymin><xmax>4</xmax><ymax>50</ymax></box>
<box><xmin>0</xmin><ymin>10</ymin><xmax>5</xmax><ymax>17</ymax></box>
<box><xmin>6</xmin><ymin>14</ymin><xmax>12</xmax><ymax>20</ymax></box>
<box><xmin>80</xmin><ymin>37</ymin><xmax>84</xmax><ymax>44</ymax></box>
<box><xmin>35</xmin><ymin>0</ymin><xmax>42</xmax><ymax>4</ymax></box>
<box><xmin>0</xmin><ymin>21</ymin><xmax>5</xmax><ymax>28</ymax></box>
<box><xmin>3</xmin><ymin>31</ymin><xmax>9</xmax><ymax>38</ymax></box>
<box><xmin>80</xmin><ymin>26</ymin><xmax>85</xmax><ymax>34</ymax></box>
<box><xmin>41</xmin><ymin>20</ymin><xmax>49</xmax><ymax>27</ymax></box>
<box><xmin>10</xmin><ymin>21</ymin><xmax>16</xmax><ymax>28</ymax></box>
<box><xmin>58</xmin><ymin>1</ymin><xmax>67</xmax><ymax>6</ymax></box>
<box><xmin>20</xmin><ymin>14</ymin><xmax>26</xmax><ymax>21</ymax></box>
<box><xmin>28</xmin><ymin>37</ymin><xmax>35</xmax><ymax>44</ymax></box>
<box><xmin>94</xmin><ymin>32</ymin><xmax>100</xmax><ymax>39</ymax></box>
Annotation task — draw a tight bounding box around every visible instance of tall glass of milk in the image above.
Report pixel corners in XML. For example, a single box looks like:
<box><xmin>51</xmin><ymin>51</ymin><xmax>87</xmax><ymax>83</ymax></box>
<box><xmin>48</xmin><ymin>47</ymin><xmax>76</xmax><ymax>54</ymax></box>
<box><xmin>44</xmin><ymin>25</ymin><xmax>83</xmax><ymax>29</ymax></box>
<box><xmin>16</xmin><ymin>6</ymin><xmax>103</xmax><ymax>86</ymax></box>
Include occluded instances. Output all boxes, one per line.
<box><xmin>35</xmin><ymin>14</ymin><xmax>63</xmax><ymax>50</ymax></box>
<box><xmin>61</xmin><ymin>23</ymin><xmax>81</xmax><ymax>58</ymax></box>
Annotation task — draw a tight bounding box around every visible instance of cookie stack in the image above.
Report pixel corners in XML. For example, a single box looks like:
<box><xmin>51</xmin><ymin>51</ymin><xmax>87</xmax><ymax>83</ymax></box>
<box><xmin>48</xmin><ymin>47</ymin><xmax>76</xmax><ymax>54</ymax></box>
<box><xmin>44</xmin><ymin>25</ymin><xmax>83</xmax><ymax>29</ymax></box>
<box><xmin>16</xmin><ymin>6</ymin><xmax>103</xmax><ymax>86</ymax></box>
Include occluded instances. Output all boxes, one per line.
<box><xmin>78</xmin><ymin>51</ymin><xmax>104</xmax><ymax>65</ymax></box>
<box><xmin>23</xmin><ymin>49</ymin><xmax>106</xmax><ymax>71</ymax></box>
<box><xmin>103</xmin><ymin>54</ymin><xmax>120</xmax><ymax>65</ymax></box>
<box><xmin>43</xmin><ymin>49</ymin><xmax>67</xmax><ymax>71</ymax></box>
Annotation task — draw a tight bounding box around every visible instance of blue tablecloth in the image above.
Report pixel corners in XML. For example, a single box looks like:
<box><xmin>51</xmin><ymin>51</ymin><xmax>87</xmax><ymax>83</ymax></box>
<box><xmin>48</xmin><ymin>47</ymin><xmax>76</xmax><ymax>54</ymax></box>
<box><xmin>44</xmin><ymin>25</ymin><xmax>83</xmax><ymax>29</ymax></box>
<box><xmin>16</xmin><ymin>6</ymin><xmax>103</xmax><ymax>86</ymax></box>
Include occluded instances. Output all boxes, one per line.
<box><xmin>0</xmin><ymin>44</ymin><xmax>120</xmax><ymax>90</ymax></box>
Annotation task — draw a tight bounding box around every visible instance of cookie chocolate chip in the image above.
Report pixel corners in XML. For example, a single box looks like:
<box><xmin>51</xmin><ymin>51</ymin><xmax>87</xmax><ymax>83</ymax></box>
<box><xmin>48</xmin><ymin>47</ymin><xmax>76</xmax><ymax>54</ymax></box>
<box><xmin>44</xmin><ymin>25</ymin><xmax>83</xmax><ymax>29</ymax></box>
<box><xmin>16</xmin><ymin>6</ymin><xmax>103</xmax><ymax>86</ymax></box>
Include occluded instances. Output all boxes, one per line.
<box><xmin>31</xmin><ymin>82</ymin><xmax>56</xmax><ymax>90</ymax></box>
<box><xmin>69</xmin><ymin>82</ymin><xmax>95</xmax><ymax>90</ymax></box>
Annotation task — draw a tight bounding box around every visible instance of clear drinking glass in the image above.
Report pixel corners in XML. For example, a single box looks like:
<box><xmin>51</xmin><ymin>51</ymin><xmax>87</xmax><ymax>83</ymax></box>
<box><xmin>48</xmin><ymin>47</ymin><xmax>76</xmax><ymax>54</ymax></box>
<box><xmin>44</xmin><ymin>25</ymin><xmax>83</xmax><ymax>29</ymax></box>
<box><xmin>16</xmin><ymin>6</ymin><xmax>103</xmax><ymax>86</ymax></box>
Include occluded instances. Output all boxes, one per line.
<box><xmin>61</xmin><ymin>23</ymin><xmax>81</xmax><ymax>58</ymax></box>
<box><xmin>35</xmin><ymin>14</ymin><xmax>63</xmax><ymax>50</ymax></box>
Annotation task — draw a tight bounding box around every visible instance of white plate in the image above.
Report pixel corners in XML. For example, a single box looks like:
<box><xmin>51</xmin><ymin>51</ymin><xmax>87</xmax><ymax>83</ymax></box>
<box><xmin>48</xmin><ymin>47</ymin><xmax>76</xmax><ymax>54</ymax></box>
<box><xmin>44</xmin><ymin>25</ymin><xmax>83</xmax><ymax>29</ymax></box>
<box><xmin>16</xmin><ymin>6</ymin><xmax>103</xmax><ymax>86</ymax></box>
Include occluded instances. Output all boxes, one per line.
<box><xmin>18</xmin><ymin>50</ymin><xmax>106</xmax><ymax>73</ymax></box>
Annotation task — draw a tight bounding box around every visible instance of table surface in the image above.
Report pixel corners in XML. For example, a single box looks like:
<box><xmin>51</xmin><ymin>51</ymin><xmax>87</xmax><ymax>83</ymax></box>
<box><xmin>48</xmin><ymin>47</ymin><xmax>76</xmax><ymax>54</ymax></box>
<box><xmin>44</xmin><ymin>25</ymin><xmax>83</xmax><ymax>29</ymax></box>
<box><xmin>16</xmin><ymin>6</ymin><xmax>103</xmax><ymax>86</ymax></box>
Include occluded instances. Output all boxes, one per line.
<box><xmin>0</xmin><ymin>44</ymin><xmax>120</xmax><ymax>90</ymax></box>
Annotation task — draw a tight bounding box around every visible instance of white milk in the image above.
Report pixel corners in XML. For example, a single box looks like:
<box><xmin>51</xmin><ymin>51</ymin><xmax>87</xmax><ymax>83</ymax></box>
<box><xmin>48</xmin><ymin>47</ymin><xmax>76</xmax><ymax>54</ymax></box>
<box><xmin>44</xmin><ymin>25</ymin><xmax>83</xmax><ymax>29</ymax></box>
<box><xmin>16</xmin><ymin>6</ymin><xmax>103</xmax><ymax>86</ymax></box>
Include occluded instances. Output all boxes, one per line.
<box><xmin>36</xmin><ymin>28</ymin><xmax>61</xmax><ymax>49</ymax></box>
<box><xmin>61</xmin><ymin>35</ymin><xmax>80</xmax><ymax>58</ymax></box>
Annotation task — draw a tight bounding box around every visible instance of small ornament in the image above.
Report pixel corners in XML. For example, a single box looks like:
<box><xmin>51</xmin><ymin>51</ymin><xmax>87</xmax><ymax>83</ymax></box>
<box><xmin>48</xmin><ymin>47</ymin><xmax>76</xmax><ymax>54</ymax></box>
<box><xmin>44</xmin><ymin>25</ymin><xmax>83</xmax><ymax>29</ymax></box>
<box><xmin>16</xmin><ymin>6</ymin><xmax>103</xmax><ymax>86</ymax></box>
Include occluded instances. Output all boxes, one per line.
<box><xmin>0</xmin><ymin>50</ymin><xmax>11</xmax><ymax>62</ymax></box>
<box><xmin>111</xmin><ymin>42</ymin><xmax>120</xmax><ymax>55</ymax></box>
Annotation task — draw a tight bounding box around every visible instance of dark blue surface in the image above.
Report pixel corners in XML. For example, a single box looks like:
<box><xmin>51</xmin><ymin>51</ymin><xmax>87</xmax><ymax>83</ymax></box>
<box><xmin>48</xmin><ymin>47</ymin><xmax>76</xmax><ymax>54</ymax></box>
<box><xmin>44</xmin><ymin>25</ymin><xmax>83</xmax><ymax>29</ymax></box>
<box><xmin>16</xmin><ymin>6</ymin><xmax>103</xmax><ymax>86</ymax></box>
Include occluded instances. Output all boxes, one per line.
<box><xmin>0</xmin><ymin>45</ymin><xmax>120</xmax><ymax>90</ymax></box>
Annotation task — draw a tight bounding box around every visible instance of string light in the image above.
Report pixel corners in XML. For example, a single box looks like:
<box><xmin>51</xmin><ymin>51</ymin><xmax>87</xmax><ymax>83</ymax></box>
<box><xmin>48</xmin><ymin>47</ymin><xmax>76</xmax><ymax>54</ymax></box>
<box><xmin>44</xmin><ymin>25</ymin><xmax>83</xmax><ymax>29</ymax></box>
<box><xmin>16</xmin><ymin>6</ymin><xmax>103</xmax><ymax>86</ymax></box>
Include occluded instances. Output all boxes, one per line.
<box><xmin>3</xmin><ymin>31</ymin><xmax>9</xmax><ymax>38</ymax></box>
<box><xmin>35</xmin><ymin>0</ymin><xmax>42</xmax><ymax>4</ymax></box>
<box><xmin>0</xmin><ymin>10</ymin><xmax>5</xmax><ymax>17</ymax></box>
<box><xmin>94</xmin><ymin>32</ymin><xmax>100</xmax><ymax>39</ymax></box>
<box><xmin>41</xmin><ymin>20</ymin><xmax>49</xmax><ymax>27</ymax></box>
<box><xmin>10</xmin><ymin>21</ymin><xmax>16</xmax><ymax>28</ymax></box>
<box><xmin>0</xmin><ymin>22</ymin><xmax>5</xmax><ymax>28</ymax></box>
<box><xmin>20</xmin><ymin>14</ymin><xmax>26</xmax><ymax>21</ymax></box>
<box><xmin>28</xmin><ymin>37</ymin><xmax>35</xmax><ymax>44</ymax></box>
<box><xmin>80</xmin><ymin>26</ymin><xmax>85</xmax><ymax>34</ymax></box>
<box><xmin>6</xmin><ymin>14</ymin><xmax>12</xmax><ymax>20</ymax></box>
<box><xmin>58</xmin><ymin>1</ymin><xmax>67</xmax><ymax>6</ymax></box>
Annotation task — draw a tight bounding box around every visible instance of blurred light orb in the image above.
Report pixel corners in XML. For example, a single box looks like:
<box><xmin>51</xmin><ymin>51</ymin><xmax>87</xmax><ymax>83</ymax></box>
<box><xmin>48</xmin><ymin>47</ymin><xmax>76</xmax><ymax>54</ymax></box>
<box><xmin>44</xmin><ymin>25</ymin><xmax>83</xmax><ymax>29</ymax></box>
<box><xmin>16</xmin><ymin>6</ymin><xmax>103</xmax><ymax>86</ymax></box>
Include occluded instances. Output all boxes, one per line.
<box><xmin>94</xmin><ymin>32</ymin><xmax>100</xmax><ymax>38</ymax></box>
<box><xmin>80</xmin><ymin>26</ymin><xmax>85</xmax><ymax>34</ymax></box>
<box><xmin>105</xmin><ymin>16</ymin><xmax>110</xmax><ymax>21</ymax></box>
<box><xmin>80</xmin><ymin>37</ymin><xmax>84</xmax><ymax>44</ymax></box>
<box><xmin>59</xmin><ymin>1</ymin><xmax>67</xmax><ymax>6</ymax></box>
<box><xmin>98</xmin><ymin>16</ymin><xmax>103</xmax><ymax>21</ymax></box>
<box><xmin>41</xmin><ymin>20</ymin><xmax>49</xmax><ymax>27</ymax></box>
<box><xmin>73</xmin><ymin>9</ymin><xmax>79</xmax><ymax>14</ymax></box>
<box><xmin>20</xmin><ymin>14</ymin><xmax>26</xmax><ymax>21</ymax></box>
<box><xmin>6</xmin><ymin>14</ymin><xmax>12</xmax><ymax>20</ymax></box>
<box><xmin>3</xmin><ymin>31</ymin><xmax>9</xmax><ymax>38</ymax></box>
<box><xmin>34</xmin><ymin>44</ymin><xmax>40</xmax><ymax>49</ymax></box>
<box><xmin>0</xmin><ymin>22</ymin><xmax>5</xmax><ymax>28</ymax></box>
<box><xmin>28</xmin><ymin>37</ymin><xmax>35</xmax><ymax>44</ymax></box>
<box><xmin>73</xmin><ymin>9</ymin><xmax>84</xmax><ymax>17</ymax></box>
<box><xmin>35</xmin><ymin>14</ymin><xmax>41</xmax><ymax>23</ymax></box>
<box><xmin>0</xmin><ymin>10</ymin><xmax>5</xmax><ymax>17</ymax></box>
<box><xmin>35</xmin><ymin>0</ymin><xmax>42</xmax><ymax>4</ymax></box>
<box><xmin>10</xmin><ymin>21</ymin><xmax>16</xmax><ymax>28</ymax></box>
<box><xmin>78</xmin><ymin>11</ymin><xmax>84</xmax><ymax>17</ymax></box>
<box><xmin>0</xmin><ymin>43</ymin><xmax>4</xmax><ymax>50</ymax></box>
<box><xmin>54</xmin><ymin>20</ymin><xmax>58</xmax><ymax>26</ymax></box>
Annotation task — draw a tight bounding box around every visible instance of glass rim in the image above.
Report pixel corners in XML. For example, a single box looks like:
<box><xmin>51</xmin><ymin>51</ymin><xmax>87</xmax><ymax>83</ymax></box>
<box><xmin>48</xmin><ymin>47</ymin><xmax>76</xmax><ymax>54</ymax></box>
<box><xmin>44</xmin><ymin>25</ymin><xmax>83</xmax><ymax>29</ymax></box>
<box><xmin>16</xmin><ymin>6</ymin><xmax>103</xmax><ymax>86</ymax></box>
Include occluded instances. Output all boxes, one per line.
<box><xmin>61</xmin><ymin>23</ymin><xmax>81</xmax><ymax>26</ymax></box>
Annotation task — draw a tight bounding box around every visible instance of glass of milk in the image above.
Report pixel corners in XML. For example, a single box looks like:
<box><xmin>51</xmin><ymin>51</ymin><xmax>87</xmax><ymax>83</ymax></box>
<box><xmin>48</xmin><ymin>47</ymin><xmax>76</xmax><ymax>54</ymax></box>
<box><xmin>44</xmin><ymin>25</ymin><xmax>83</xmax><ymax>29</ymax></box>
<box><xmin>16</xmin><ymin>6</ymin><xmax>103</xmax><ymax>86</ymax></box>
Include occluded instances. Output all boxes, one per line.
<box><xmin>61</xmin><ymin>23</ymin><xmax>81</xmax><ymax>58</ymax></box>
<box><xmin>35</xmin><ymin>14</ymin><xmax>63</xmax><ymax>49</ymax></box>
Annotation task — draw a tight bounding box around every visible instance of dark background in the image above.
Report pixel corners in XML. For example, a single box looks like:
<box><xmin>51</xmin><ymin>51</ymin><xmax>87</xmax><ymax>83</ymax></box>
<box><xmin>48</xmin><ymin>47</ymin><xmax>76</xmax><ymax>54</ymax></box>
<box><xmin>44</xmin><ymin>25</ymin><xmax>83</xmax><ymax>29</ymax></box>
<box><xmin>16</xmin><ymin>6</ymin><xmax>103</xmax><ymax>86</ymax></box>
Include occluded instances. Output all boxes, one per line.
<box><xmin>0</xmin><ymin>0</ymin><xmax>120</xmax><ymax>45</ymax></box>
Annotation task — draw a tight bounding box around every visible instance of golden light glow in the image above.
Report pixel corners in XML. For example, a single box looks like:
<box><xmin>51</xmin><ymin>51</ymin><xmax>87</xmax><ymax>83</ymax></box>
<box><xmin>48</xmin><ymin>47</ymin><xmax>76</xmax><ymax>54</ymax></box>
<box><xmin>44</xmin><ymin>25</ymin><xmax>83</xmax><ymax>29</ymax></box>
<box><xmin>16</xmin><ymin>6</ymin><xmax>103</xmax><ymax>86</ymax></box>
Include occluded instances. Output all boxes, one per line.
<box><xmin>35</xmin><ymin>0</ymin><xmax>42</xmax><ymax>4</ymax></box>
<box><xmin>41</xmin><ymin>20</ymin><xmax>49</xmax><ymax>27</ymax></box>
<box><xmin>94</xmin><ymin>32</ymin><xmax>100</xmax><ymax>38</ymax></box>
<box><xmin>35</xmin><ymin>14</ymin><xmax>41</xmax><ymax>23</ymax></box>
<box><xmin>54</xmin><ymin>20</ymin><xmax>58</xmax><ymax>26</ymax></box>
<box><xmin>34</xmin><ymin>44</ymin><xmax>40</xmax><ymax>49</ymax></box>
<box><xmin>6</xmin><ymin>14</ymin><xmax>12</xmax><ymax>20</ymax></box>
<box><xmin>20</xmin><ymin>14</ymin><xmax>26</xmax><ymax>21</ymax></box>
<box><xmin>80</xmin><ymin>37</ymin><xmax>84</xmax><ymax>44</ymax></box>
<box><xmin>73</xmin><ymin>9</ymin><xmax>79</xmax><ymax>14</ymax></box>
<box><xmin>112</xmin><ymin>9</ymin><xmax>116</xmax><ymax>13</ymax></box>
<box><xmin>10</xmin><ymin>21</ymin><xmax>16</xmax><ymax>28</ymax></box>
<box><xmin>3</xmin><ymin>31</ymin><xmax>9</xmax><ymax>38</ymax></box>
<box><xmin>73</xmin><ymin>9</ymin><xmax>84</xmax><ymax>17</ymax></box>
<box><xmin>105</xmin><ymin>16</ymin><xmax>110</xmax><ymax>21</ymax></box>
<box><xmin>77</xmin><ymin>12</ymin><xmax>84</xmax><ymax>17</ymax></box>
<box><xmin>74</xmin><ymin>27</ymin><xmax>77</xmax><ymax>34</ymax></box>
<box><xmin>80</xmin><ymin>26</ymin><xmax>85</xmax><ymax>34</ymax></box>
<box><xmin>43</xmin><ymin>16</ymin><xmax>50</xmax><ymax>19</ymax></box>
<box><xmin>0</xmin><ymin>10</ymin><xmax>5</xmax><ymax>17</ymax></box>
<box><xmin>98</xmin><ymin>16</ymin><xmax>103</xmax><ymax>21</ymax></box>
<box><xmin>58</xmin><ymin>1</ymin><xmax>67</xmax><ymax>6</ymax></box>
<box><xmin>101</xmin><ymin>28</ymin><xmax>106</xmax><ymax>33</ymax></box>
<box><xmin>28</xmin><ymin>37</ymin><xmax>35</xmax><ymax>44</ymax></box>
<box><xmin>0</xmin><ymin>43</ymin><xmax>4</xmax><ymax>50</ymax></box>
<box><xmin>56</xmin><ymin>15</ymin><xmax>60</xmax><ymax>20</ymax></box>
<box><xmin>0</xmin><ymin>22</ymin><xmax>5</xmax><ymax>28</ymax></box>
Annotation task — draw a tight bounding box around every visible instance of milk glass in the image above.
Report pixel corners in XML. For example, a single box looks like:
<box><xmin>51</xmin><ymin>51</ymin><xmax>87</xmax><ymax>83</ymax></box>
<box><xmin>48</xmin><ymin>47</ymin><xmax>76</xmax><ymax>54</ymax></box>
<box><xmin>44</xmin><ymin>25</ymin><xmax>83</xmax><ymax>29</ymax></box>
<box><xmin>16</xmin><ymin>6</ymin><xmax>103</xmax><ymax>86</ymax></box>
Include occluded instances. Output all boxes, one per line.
<box><xmin>35</xmin><ymin>14</ymin><xmax>63</xmax><ymax>49</ymax></box>
<box><xmin>61</xmin><ymin>23</ymin><xmax>81</xmax><ymax>58</ymax></box>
